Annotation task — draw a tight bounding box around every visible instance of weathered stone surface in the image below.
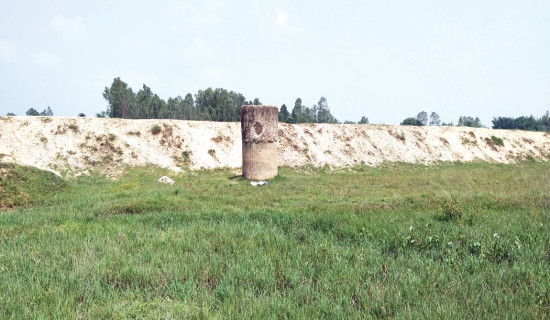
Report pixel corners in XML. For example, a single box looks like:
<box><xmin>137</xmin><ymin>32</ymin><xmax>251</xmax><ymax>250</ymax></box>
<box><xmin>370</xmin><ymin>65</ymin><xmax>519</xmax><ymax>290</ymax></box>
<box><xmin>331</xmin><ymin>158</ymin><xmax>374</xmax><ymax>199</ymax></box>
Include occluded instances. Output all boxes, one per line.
<box><xmin>241</xmin><ymin>105</ymin><xmax>278</xmax><ymax>180</ymax></box>
<box><xmin>241</xmin><ymin>105</ymin><xmax>278</xmax><ymax>143</ymax></box>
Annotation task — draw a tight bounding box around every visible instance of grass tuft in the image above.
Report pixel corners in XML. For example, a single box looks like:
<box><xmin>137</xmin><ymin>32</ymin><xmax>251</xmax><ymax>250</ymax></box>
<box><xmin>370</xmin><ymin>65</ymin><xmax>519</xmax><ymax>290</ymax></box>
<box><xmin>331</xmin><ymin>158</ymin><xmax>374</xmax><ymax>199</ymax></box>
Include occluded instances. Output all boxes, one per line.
<box><xmin>151</xmin><ymin>125</ymin><xmax>161</xmax><ymax>135</ymax></box>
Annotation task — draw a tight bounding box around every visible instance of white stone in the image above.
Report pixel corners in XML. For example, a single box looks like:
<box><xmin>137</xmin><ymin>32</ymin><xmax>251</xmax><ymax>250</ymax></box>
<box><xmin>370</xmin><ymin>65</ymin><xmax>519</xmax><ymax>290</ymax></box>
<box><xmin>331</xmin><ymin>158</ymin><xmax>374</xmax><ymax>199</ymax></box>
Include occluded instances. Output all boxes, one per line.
<box><xmin>158</xmin><ymin>176</ymin><xmax>175</xmax><ymax>185</ymax></box>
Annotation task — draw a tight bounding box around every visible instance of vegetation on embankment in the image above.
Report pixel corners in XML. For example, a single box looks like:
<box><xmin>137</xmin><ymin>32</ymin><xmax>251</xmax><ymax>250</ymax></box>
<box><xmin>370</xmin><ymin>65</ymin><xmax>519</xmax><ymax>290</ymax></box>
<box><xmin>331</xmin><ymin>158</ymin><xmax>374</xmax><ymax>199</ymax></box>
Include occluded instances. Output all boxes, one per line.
<box><xmin>0</xmin><ymin>162</ymin><xmax>66</xmax><ymax>211</ymax></box>
<box><xmin>0</xmin><ymin>162</ymin><xmax>549</xmax><ymax>318</ymax></box>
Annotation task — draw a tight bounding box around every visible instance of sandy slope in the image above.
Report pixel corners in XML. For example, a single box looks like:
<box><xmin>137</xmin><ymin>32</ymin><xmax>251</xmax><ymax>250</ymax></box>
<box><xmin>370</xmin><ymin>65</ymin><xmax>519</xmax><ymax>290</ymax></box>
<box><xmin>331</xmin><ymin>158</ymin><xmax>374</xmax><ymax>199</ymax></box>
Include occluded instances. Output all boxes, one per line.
<box><xmin>1</xmin><ymin>116</ymin><xmax>549</xmax><ymax>176</ymax></box>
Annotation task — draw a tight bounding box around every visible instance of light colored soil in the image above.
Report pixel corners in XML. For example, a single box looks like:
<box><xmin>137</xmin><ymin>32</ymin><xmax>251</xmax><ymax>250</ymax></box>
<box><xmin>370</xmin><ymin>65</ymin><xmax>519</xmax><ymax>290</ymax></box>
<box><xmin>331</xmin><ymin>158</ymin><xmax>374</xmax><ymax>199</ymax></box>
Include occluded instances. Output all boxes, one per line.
<box><xmin>1</xmin><ymin>116</ymin><xmax>549</xmax><ymax>176</ymax></box>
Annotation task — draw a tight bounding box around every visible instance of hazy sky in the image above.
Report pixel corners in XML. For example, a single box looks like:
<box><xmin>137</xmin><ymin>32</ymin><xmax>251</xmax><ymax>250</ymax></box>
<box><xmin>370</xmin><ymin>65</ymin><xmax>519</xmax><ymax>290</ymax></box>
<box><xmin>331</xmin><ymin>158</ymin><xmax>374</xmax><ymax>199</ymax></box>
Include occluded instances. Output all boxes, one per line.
<box><xmin>1</xmin><ymin>0</ymin><xmax>549</xmax><ymax>125</ymax></box>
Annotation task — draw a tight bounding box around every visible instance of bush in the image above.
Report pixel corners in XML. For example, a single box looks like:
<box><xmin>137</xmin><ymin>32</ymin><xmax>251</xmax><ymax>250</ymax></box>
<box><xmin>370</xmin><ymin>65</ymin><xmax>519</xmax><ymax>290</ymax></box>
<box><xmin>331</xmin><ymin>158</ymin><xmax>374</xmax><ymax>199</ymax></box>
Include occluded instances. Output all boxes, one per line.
<box><xmin>490</xmin><ymin>136</ymin><xmax>504</xmax><ymax>146</ymax></box>
<box><xmin>441</xmin><ymin>195</ymin><xmax>462</xmax><ymax>220</ymax></box>
<box><xmin>68</xmin><ymin>123</ymin><xmax>79</xmax><ymax>133</ymax></box>
<box><xmin>151</xmin><ymin>125</ymin><xmax>161</xmax><ymax>135</ymax></box>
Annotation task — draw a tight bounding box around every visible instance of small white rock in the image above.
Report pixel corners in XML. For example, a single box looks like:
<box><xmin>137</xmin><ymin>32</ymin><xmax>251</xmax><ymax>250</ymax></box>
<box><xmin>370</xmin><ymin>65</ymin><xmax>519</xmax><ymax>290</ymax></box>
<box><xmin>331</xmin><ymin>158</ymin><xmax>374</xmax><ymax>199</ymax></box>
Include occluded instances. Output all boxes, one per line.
<box><xmin>158</xmin><ymin>176</ymin><xmax>175</xmax><ymax>185</ymax></box>
<box><xmin>250</xmin><ymin>181</ymin><xmax>268</xmax><ymax>186</ymax></box>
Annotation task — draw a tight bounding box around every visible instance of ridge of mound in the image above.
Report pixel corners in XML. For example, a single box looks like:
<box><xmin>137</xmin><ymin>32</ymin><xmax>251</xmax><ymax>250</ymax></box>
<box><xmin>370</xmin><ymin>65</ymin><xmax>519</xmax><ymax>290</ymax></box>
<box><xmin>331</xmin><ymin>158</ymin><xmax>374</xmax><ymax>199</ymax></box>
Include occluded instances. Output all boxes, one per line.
<box><xmin>1</xmin><ymin>116</ymin><xmax>549</xmax><ymax>176</ymax></box>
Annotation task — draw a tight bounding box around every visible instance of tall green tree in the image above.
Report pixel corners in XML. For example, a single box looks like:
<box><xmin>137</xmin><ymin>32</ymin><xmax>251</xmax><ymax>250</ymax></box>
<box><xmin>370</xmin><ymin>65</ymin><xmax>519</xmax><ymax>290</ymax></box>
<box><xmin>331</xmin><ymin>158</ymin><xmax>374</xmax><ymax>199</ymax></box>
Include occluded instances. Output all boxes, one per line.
<box><xmin>359</xmin><ymin>116</ymin><xmax>369</xmax><ymax>124</ymax></box>
<box><xmin>136</xmin><ymin>85</ymin><xmax>154</xmax><ymax>119</ymax></box>
<box><xmin>417</xmin><ymin>111</ymin><xmax>428</xmax><ymax>126</ymax></box>
<box><xmin>278</xmin><ymin>104</ymin><xmax>291</xmax><ymax>123</ymax></box>
<box><xmin>183</xmin><ymin>93</ymin><xmax>194</xmax><ymax>120</ymax></box>
<box><xmin>103</xmin><ymin>78</ymin><xmax>135</xmax><ymax>118</ymax></box>
<box><xmin>291</xmin><ymin>98</ymin><xmax>305</xmax><ymax>123</ymax></box>
<box><xmin>39</xmin><ymin>107</ymin><xmax>53</xmax><ymax>116</ymax></box>
<box><xmin>429</xmin><ymin>112</ymin><xmax>441</xmax><ymax>126</ymax></box>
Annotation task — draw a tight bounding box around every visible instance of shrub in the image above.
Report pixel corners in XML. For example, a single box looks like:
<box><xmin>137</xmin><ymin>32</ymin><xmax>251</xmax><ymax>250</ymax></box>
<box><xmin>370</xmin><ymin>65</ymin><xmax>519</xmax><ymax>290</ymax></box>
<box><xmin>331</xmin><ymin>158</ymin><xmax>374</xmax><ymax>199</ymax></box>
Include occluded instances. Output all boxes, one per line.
<box><xmin>490</xmin><ymin>136</ymin><xmax>504</xmax><ymax>146</ymax></box>
<box><xmin>441</xmin><ymin>195</ymin><xmax>462</xmax><ymax>220</ymax></box>
<box><xmin>151</xmin><ymin>125</ymin><xmax>161</xmax><ymax>135</ymax></box>
<box><xmin>68</xmin><ymin>123</ymin><xmax>79</xmax><ymax>133</ymax></box>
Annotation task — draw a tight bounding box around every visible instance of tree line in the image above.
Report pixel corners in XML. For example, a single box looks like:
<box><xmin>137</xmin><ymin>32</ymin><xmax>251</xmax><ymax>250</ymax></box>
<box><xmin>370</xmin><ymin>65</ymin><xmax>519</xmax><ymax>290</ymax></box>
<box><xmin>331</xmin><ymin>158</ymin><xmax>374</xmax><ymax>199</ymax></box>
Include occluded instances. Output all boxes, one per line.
<box><xmin>8</xmin><ymin>77</ymin><xmax>549</xmax><ymax>132</ymax></box>
<box><xmin>102</xmin><ymin>78</ymin><xmax>349</xmax><ymax>124</ymax></box>
<box><xmin>492</xmin><ymin>113</ymin><xmax>550</xmax><ymax>131</ymax></box>
<box><xmin>401</xmin><ymin>110</ymin><xmax>549</xmax><ymax>132</ymax></box>
<box><xmin>401</xmin><ymin>111</ymin><xmax>483</xmax><ymax>127</ymax></box>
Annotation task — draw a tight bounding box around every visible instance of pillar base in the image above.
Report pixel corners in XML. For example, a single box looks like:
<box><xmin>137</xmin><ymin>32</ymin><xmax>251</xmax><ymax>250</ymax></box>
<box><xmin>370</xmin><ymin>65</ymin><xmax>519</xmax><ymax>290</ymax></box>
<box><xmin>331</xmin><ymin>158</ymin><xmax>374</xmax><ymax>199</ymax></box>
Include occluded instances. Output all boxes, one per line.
<box><xmin>242</xmin><ymin>142</ymin><xmax>278</xmax><ymax>180</ymax></box>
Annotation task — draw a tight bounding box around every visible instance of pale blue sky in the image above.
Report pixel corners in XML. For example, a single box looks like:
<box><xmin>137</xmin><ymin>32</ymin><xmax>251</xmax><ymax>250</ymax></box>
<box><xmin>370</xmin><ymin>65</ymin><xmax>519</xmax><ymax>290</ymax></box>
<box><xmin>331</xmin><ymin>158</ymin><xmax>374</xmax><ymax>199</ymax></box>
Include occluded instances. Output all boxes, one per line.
<box><xmin>1</xmin><ymin>0</ymin><xmax>548</xmax><ymax>125</ymax></box>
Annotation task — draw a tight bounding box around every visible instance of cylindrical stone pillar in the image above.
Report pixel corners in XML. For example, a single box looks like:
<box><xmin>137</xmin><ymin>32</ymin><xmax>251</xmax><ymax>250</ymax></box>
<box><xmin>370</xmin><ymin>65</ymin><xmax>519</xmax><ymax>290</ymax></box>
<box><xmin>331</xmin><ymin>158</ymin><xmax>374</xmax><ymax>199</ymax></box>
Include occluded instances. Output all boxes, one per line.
<box><xmin>241</xmin><ymin>105</ymin><xmax>278</xmax><ymax>180</ymax></box>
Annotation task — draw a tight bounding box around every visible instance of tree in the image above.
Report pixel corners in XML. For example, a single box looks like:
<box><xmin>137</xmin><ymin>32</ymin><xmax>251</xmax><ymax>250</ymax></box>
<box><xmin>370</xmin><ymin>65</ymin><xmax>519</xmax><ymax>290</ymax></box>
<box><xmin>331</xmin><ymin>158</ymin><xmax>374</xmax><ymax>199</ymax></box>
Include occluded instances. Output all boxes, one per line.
<box><xmin>429</xmin><ymin>112</ymin><xmax>441</xmax><ymax>126</ymax></box>
<box><xmin>96</xmin><ymin>111</ymin><xmax>108</xmax><ymax>118</ymax></box>
<box><xmin>291</xmin><ymin>98</ymin><xmax>306</xmax><ymax>123</ymax></box>
<box><xmin>401</xmin><ymin>117</ymin><xmax>420</xmax><ymax>126</ymax></box>
<box><xmin>6</xmin><ymin>112</ymin><xmax>16</xmax><ymax>116</ymax></box>
<box><xmin>343</xmin><ymin>120</ymin><xmax>356</xmax><ymax>124</ymax></box>
<box><xmin>417</xmin><ymin>111</ymin><xmax>428</xmax><ymax>126</ymax></box>
<box><xmin>103</xmin><ymin>77</ymin><xmax>135</xmax><ymax>118</ymax></box>
<box><xmin>26</xmin><ymin>108</ymin><xmax>39</xmax><ymax>116</ymax></box>
<box><xmin>78</xmin><ymin>113</ymin><xmax>86</xmax><ymax>117</ymax></box>
<box><xmin>39</xmin><ymin>107</ymin><xmax>53</xmax><ymax>116</ymax></box>
<box><xmin>514</xmin><ymin>115</ymin><xmax>542</xmax><ymax>131</ymax></box>
<box><xmin>458</xmin><ymin>116</ymin><xmax>483</xmax><ymax>128</ymax></box>
<box><xmin>316</xmin><ymin>97</ymin><xmax>338</xmax><ymax>123</ymax></box>
<box><xmin>359</xmin><ymin>116</ymin><xmax>369</xmax><ymax>124</ymax></box>
<box><xmin>183</xmin><ymin>93</ymin><xmax>194</xmax><ymax>120</ymax></box>
<box><xmin>253</xmin><ymin>98</ymin><xmax>262</xmax><ymax>105</ymax></box>
<box><xmin>540</xmin><ymin>111</ymin><xmax>550</xmax><ymax>131</ymax></box>
<box><xmin>279</xmin><ymin>104</ymin><xmax>291</xmax><ymax>123</ymax></box>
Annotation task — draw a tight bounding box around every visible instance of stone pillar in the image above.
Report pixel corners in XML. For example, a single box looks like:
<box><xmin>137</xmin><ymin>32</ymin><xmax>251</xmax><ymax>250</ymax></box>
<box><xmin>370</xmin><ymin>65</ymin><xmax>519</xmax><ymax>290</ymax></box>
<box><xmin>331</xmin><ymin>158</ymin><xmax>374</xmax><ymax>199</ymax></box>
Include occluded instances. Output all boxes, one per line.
<box><xmin>241</xmin><ymin>105</ymin><xmax>278</xmax><ymax>180</ymax></box>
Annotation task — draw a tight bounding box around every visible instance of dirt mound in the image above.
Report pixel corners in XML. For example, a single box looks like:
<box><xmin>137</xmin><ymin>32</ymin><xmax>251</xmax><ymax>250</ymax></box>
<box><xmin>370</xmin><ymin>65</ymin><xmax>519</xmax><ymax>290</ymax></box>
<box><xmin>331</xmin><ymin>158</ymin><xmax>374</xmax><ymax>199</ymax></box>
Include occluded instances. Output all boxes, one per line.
<box><xmin>0</xmin><ymin>116</ymin><xmax>549</xmax><ymax>176</ymax></box>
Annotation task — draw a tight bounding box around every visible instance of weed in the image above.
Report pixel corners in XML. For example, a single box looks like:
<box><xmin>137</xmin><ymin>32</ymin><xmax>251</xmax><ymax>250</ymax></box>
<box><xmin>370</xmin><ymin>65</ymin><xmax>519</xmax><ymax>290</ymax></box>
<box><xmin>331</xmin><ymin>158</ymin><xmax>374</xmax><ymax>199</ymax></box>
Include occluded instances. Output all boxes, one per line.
<box><xmin>490</xmin><ymin>136</ymin><xmax>504</xmax><ymax>146</ymax></box>
<box><xmin>441</xmin><ymin>194</ymin><xmax>462</xmax><ymax>220</ymax></box>
<box><xmin>211</xmin><ymin>135</ymin><xmax>229</xmax><ymax>143</ymax></box>
<box><xmin>68</xmin><ymin>123</ymin><xmax>79</xmax><ymax>133</ymax></box>
<box><xmin>484</xmin><ymin>136</ymin><xmax>504</xmax><ymax>150</ymax></box>
<box><xmin>173</xmin><ymin>150</ymin><xmax>193</xmax><ymax>167</ymax></box>
<box><xmin>461</xmin><ymin>136</ymin><xmax>477</xmax><ymax>146</ymax></box>
<box><xmin>208</xmin><ymin>149</ymin><xmax>218</xmax><ymax>161</ymax></box>
<box><xmin>525</xmin><ymin>154</ymin><xmax>536</xmax><ymax>163</ymax></box>
<box><xmin>40</xmin><ymin>117</ymin><xmax>52</xmax><ymax>123</ymax></box>
<box><xmin>40</xmin><ymin>136</ymin><xmax>48</xmax><ymax>143</ymax></box>
<box><xmin>151</xmin><ymin>125</ymin><xmax>162</xmax><ymax>135</ymax></box>
<box><xmin>108</xmin><ymin>133</ymin><xmax>117</xmax><ymax>141</ymax></box>
<box><xmin>102</xmin><ymin>154</ymin><xmax>113</xmax><ymax>163</ymax></box>
<box><xmin>388</xmin><ymin>130</ymin><xmax>406</xmax><ymax>142</ymax></box>
<box><xmin>127</xmin><ymin>130</ymin><xmax>141</xmax><ymax>136</ymax></box>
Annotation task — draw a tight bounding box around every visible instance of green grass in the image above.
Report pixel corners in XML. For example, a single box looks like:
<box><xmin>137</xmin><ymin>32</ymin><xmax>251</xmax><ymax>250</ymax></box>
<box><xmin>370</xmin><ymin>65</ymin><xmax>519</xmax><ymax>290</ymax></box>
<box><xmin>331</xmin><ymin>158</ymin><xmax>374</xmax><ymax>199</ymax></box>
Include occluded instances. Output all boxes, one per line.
<box><xmin>0</xmin><ymin>162</ymin><xmax>549</xmax><ymax>318</ymax></box>
<box><xmin>0</xmin><ymin>163</ymin><xmax>66</xmax><ymax>210</ymax></box>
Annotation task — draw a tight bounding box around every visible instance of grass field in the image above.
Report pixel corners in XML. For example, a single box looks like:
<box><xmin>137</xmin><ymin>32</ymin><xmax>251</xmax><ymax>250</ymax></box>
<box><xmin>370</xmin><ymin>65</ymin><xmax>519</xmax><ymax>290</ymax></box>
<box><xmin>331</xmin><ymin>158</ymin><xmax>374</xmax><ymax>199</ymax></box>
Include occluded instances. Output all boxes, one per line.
<box><xmin>0</xmin><ymin>161</ymin><xmax>549</xmax><ymax>318</ymax></box>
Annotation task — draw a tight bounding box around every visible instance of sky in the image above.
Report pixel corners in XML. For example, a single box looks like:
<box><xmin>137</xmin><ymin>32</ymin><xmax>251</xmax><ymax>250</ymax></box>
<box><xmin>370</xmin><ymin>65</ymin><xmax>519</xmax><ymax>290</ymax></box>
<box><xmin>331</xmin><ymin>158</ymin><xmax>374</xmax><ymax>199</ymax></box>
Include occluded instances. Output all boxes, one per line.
<box><xmin>0</xmin><ymin>0</ymin><xmax>549</xmax><ymax>125</ymax></box>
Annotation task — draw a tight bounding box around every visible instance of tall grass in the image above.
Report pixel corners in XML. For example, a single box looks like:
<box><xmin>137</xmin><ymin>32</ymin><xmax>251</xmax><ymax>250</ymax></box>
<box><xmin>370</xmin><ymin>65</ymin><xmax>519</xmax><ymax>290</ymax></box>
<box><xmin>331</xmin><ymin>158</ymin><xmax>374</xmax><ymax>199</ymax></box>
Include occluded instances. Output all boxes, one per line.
<box><xmin>0</xmin><ymin>162</ymin><xmax>549</xmax><ymax>318</ymax></box>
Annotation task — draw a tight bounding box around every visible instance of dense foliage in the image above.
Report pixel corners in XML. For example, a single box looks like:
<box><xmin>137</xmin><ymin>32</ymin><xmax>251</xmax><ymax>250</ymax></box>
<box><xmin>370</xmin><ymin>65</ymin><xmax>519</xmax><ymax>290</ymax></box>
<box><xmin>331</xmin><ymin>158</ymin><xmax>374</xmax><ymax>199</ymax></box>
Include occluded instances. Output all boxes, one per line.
<box><xmin>25</xmin><ymin>107</ymin><xmax>53</xmax><ymax>116</ymax></box>
<box><xmin>492</xmin><ymin>112</ymin><xmax>550</xmax><ymax>131</ymax></box>
<box><xmin>102</xmin><ymin>78</ymin><xmax>340</xmax><ymax>124</ymax></box>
